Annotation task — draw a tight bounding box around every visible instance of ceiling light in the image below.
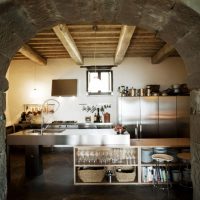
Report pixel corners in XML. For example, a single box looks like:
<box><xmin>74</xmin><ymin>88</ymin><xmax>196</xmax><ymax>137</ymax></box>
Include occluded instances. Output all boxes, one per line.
<box><xmin>88</xmin><ymin>25</ymin><xmax>102</xmax><ymax>93</ymax></box>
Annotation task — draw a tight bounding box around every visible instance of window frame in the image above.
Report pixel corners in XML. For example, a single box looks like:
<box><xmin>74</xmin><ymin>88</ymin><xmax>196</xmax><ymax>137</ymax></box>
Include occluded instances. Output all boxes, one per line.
<box><xmin>86</xmin><ymin>69</ymin><xmax>113</xmax><ymax>95</ymax></box>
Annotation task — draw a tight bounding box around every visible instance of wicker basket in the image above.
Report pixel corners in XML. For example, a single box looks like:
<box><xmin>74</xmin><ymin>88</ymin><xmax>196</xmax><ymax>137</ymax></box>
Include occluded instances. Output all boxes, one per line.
<box><xmin>78</xmin><ymin>167</ymin><xmax>105</xmax><ymax>183</ymax></box>
<box><xmin>115</xmin><ymin>166</ymin><xmax>136</xmax><ymax>182</ymax></box>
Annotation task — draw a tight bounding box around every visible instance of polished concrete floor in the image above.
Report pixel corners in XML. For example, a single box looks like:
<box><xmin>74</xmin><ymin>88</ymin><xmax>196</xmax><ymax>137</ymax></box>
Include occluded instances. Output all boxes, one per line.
<box><xmin>7</xmin><ymin>148</ymin><xmax>193</xmax><ymax>200</ymax></box>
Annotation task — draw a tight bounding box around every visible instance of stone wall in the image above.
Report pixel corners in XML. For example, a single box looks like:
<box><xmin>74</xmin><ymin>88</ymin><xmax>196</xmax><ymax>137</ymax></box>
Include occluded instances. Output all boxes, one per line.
<box><xmin>0</xmin><ymin>1</ymin><xmax>200</xmax><ymax>200</ymax></box>
<box><xmin>190</xmin><ymin>90</ymin><xmax>200</xmax><ymax>200</ymax></box>
<box><xmin>0</xmin><ymin>92</ymin><xmax>7</xmax><ymax>200</ymax></box>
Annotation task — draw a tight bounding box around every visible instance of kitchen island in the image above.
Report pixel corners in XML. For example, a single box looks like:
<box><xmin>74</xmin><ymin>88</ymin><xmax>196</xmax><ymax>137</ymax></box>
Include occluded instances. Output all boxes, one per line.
<box><xmin>7</xmin><ymin>129</ymin><xmax>190</xmax><ymax>185</ymax></box>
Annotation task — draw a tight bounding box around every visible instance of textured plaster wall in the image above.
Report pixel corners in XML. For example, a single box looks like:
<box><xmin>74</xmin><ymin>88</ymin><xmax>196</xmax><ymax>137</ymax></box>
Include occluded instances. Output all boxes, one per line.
<box><xmin>7</xmin><ymin>57</ymin><xmax>186</xmax><ymax>126</ymax></box>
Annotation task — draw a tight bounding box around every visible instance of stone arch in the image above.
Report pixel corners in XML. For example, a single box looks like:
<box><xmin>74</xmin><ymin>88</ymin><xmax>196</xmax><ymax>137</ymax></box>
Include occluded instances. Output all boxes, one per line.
<box><xmin>1</xmin><ymin>1</ymin><xmax>200</xmax><ymax>199</ymax></box>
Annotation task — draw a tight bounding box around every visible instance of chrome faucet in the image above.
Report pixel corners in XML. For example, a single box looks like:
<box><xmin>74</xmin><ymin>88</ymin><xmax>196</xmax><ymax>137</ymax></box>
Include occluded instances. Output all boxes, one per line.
<box><xmin>40</xmin><ymin>98</ymin><xmax>60</xmax><ymax>135</ymax></box>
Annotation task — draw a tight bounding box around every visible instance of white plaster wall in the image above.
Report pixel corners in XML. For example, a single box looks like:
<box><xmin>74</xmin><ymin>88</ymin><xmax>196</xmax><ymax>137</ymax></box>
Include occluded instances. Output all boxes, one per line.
<box><xmin>6</xmin><ymin>57</ymin><xmax>187</xmax><ymax>126</ymax></box>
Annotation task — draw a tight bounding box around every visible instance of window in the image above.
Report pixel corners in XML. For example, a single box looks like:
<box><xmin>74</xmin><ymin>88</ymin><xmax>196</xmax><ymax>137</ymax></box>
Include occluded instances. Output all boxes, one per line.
<box><xmin>87</xmin><ymin>69</ymin><xmax>113</xmax><ymax>95</ymax></box>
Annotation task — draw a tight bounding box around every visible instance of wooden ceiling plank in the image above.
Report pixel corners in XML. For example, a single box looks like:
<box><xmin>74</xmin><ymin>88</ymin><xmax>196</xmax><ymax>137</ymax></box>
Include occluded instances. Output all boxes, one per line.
<box><xmin>28</xmin><ymin>41</ymin><xmax>62</xmax><ymax>45</ymax></box>
<box><xmin>19</xmin><ymin>44</ymin><xmax>47</xmax><ymax>65</ymax></box>
<box><xmin>74</xmin><ymin>38</ymin><xmax>118</xmax><ymax>42</ymax></box>
<box><xmin>30</xmin><ymin>37</ymin><xmax>59</xmax><ymax>40</ymax></box>
<box><xmin>53</xmin><ymin>24</ymin><xmax>83</xmax><ymax>65</ymax></box>
<box><xmin>77</xmin><ymin>44</ymin><xmax>117</xmax><ymax>47</ymax></box>
<box><xmin>31</xmin><ymin>44</ymin><xmax>65</xmax><ymax>48</ymax></box>
<box><xmin>13</xmin><ymin>57</ymin><xmax>28</xmax><ymax>60</ymax></box>
<box><xmin>47</xmin><ymin>55</ymin><xmax>69</xmax><ymax>57</ymax></box>
<box><xmin>71</xmin><ymin>32</ymin><xmax>120</xmax><ymax>37</ymax></box>
<box><xmin>114</xmin><ymin>25</ymin><xmax>136</xmax><ymax>64</ymax></box>
<box><xmin>34</xmin><ymin>48</ymin><xmax>66</xmax><ymax>51</ymax></box>
<box><xmin>72</xmin><ymin>36</ymin><xmax>119</xmax><ymax>40</ymax></box>
<box><xmin>151</xmin><ymin>43</ymin><xmax>175</xmax><ymax>64</ymax></box>
<box><xmin>83</xmin><ymin>54</ymin><xmax>114</xmax><ymax>57</ymax></box>
<box><xmin>36</xmin><ymin>32</ymin><xmax>55</xmax><ymax>36</ymax></box>
<box><xmin>131</xmin><ymin>38</ymin><xmax>164</xmax><ymax>43</ymax></box>
<box><xmin>41</xmin><ymin>52</ymin><xmax>69</xmax><ymax>54</ymax></box>
<box><xmin>75</xmin><ymin>41</ymin><xmax>118</xmax><ymax>44</ymax></box>
<box><xmin>67</xmin><ymin>24</ymin><xmax>121</xmax><ymax>29</ymax></box>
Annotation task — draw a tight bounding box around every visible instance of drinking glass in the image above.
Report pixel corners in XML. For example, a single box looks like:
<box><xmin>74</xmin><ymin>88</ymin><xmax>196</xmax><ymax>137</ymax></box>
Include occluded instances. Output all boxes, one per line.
<box><xmin>77</xmin><ymin>150</ymin><xmax>81</xmax><ymax>164</ymax></box>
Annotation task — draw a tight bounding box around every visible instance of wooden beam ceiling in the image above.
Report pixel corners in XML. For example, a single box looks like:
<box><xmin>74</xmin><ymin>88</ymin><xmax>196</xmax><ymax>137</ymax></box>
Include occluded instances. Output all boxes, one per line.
<box><xmin>151</xmin><ymin>43</ymin><xmax>175</xmax><ymax>64</ymax></box>
<box><xmin>13</xmin><ymin>25</ymin><xmax>180</xmax><ymax>63</ymax></box>
<box><xmin>114</xmin><ymin>25</ymin><xmax>136</xmax><ymax>64</ymax></box>
<box><xmin>53</xmin><ymin>24</ymin><xmax>83</xmax><ymax>65</ymax></box>
<box><xmin>19</xmin><ymin>44</ymin><xmax>47</xmax><ymax>65</ymax></box>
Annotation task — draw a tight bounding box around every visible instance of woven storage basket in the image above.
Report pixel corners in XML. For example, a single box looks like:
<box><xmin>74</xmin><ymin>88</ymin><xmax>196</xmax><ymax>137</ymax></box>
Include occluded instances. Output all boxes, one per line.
<box><xmin>78</xmin><ymin>167</ymin><xmax>105</xmax><ymax>183</ymax></box>
<box><xmin>115</xmin><ymin>166</ymin><xmax>136</xmax><ymax>182</ymax></box>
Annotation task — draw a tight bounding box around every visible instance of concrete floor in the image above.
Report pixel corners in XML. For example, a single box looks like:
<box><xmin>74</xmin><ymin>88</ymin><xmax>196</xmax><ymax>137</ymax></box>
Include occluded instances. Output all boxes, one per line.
<box><xmin>7</xmin><ymin>148</ymin><xmax>192</xmax><ymax>200</ymax></box>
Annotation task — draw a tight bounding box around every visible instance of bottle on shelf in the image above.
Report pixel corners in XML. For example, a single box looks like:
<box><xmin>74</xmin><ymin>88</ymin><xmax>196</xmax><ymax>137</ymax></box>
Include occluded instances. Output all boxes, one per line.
<box><xmin>94</xmin><ymin>108</ymin><xmax>101</xmax><ymax>123</ymax></box>
<box><xmin>93</xmin><ymin>113</ymin><xmax>97</xmax><ymax>123</ymax></box>
<box><xmin>96</xmin><ymin>108</ymin><xmax>101</xmax><ymax>123</ymax></box>
<box><xmin>125</xmin><ymin>86</ymin><xmax>129</xmax><ymax>96</ymax></box>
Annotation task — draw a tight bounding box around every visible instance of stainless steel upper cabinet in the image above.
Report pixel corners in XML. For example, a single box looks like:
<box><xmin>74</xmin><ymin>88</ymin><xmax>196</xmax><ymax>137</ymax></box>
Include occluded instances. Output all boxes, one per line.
<box><xmin>158</xmin><ymin>96</ymin><xmax>177</xmax><ymax>138</ymax></box>
<box><xmin>118</xmin><ymin>97</ymin><xmax>140</xmax><ymax>137</ymax></box>
<box><xmin>140</xmin><ymin>96</ymin><xmax>159</xmax><ymax>138</ymax></box>
<box><xmin>177</xmin><ymin>96</ymin><xmax>190</xmax><ymax>138</ymax></box>
<box><xmin>118</xmin><ymin>97</ymin><xmax>140</xmax><ymax>124</ymax></box>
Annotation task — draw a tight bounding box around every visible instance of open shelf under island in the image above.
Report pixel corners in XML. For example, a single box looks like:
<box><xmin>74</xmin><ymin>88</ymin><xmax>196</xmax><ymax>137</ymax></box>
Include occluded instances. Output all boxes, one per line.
<box><xmin>73</xmin><ymin>138</ymin><xmax>190</xmax><ymax>185</ymax></box>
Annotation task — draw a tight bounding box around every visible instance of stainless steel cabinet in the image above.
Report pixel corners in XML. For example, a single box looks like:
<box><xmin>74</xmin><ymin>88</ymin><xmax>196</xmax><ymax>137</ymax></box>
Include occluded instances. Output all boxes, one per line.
<box><xmin>158</xmin><ymin>97</ymin><xmax>177</xmax><ymax>138</ymax></box>
<box><xmin>118</xmin><ymin>96</ymin><xmax>190</xmax><ymax>138</ymax></box>
<box><xmin>118</xmin><ymin>96</ymin><xmax>159</xmax><ymax>138</ymax></box>
<box><xmin>140</xmin><ymin>97</ymin><xmax>158</xmax><ymax>138</ymax></box>
<box><xmin>118</xmin><ymin>97</ymin><xmax>140</xmax><ymax>138</ymax></box>
<box><xmin>177</xmin><ymin>96</ymin><xmax>190</xmax><ymax>138</ymax></box>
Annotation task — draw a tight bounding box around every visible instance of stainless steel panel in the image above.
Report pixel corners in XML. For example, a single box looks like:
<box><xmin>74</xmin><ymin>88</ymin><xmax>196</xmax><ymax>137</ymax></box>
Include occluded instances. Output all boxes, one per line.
<box><xmin>118</xmin><ymin>96</ymin><xmax>189</xmax><ymax>139</ymax></box>
<box><xmin>118</xmin><ymin>97</ymin><xmax>140</xmax><ymax>138</ymax></box>
<box><xmin>177</xmin><ymin>96</ymin><xmax>190</xmax><ymax>138</ymax></box>
<box><xmin>140</xmin><ymin>97</ymin><xmax>159</xmax><ymax>138</ymax></box>
<box><xmin>159</xmin><ymin>96</ymin><xmax>177</xmax><ymax>138</ymax></box>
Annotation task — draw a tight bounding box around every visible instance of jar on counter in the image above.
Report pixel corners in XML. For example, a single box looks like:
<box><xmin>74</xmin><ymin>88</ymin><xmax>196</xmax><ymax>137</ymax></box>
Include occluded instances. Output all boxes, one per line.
<box><xmin>139</xmin><ymin>88</ymin><xmax>144</xmax><ymax>97</ymax></box>
<box><xmin>129</xmin><ymin>87</ymin><xmax>136</xmax><ymax>96</ymax></box>
<box><xmin>106</xmin><ymin>170</ymin><xmax>113</xmax><ymax>183</ymax></box>
<box><xmin>146</xmin><ymin>86</ymin><xmax>151</xmax><ymax>96</ymax></box>
<box><xmin>104</xmin><ymin>112</ymin><xmax>110</xmax><ymax>123</ymax></box>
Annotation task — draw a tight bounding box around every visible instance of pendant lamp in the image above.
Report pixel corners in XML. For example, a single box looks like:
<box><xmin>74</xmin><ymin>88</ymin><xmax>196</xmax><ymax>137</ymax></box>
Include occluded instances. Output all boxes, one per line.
<box><xmin>88</xmin><ymin>25</ymin><xmax>102</xmax><ymax>93</ymax></box>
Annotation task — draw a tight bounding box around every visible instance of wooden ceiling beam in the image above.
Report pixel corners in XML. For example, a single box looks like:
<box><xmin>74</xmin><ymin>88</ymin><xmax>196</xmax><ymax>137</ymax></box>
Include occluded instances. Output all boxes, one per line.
<box><xmin>151</xmin><ymin>43</ymin><xmax>175</xmax><ymax>64</ymax></box>
<box><xmin>19</xmin><ymin>44</ymin><xmax>47</xmax><ymax>65</ymax></box>
<box><xmin>114</xmin><ymin>25</ymin><xmax>136</xmax><ymax>65</ymax></box>
<box><xmin>53</xmin><ymin>24</ymin><xmax>83</xmax><ymax>65</ymax></box>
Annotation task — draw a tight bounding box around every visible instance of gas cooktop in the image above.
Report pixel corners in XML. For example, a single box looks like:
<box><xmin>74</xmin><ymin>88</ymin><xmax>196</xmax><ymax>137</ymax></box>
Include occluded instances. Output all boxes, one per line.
<box><xmin>52</xmin><ymin>120</ymin><xmax>77</xmax><ymax>124</ymax></box>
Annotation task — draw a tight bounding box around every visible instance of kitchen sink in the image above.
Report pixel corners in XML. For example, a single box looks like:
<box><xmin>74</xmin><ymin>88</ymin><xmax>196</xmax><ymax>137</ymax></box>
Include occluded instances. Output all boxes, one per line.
<box><xmin>26</xmin><ymin>128</ymin><xmax>66</xmax><ymax>134</ymax></box>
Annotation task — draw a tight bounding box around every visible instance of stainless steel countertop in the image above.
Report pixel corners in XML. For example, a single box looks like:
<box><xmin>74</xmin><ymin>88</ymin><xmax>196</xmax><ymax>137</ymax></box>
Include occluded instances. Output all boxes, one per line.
<box><xmin>7</xmin><ymin>129</ymin><xmax>130</xmax><ymax>146</ymax></box>
<box><xmin>7</xmin><ymin>128</ymin><xmax>189</xmax><ymax>148</ymax></box>
<box><xmin>15</xmin><ymin>122</ymin><xmax>114</xmax><ymax>129</ymax></box>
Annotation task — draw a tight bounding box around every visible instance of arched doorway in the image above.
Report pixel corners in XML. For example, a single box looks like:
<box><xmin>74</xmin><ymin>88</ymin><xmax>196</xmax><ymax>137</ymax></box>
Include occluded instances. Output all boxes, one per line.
<box><xmin>1</xmin><ymin>1</ymin><xmax>200</xmax><ymax>199</ymax></box>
